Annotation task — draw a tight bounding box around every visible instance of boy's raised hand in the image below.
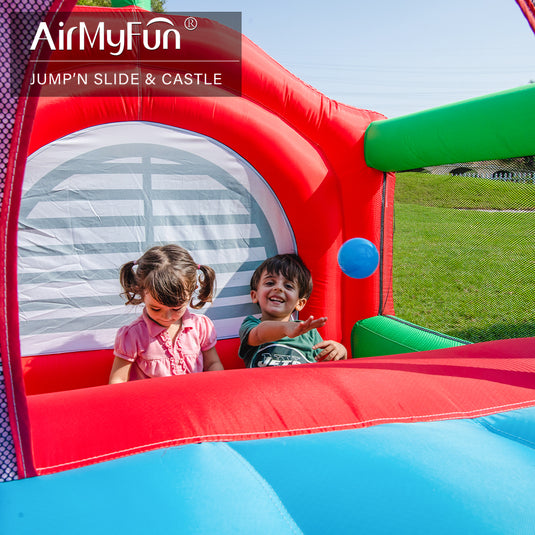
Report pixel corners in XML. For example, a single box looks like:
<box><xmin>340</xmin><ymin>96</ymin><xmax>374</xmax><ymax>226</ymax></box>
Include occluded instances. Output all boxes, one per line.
<box><xmin>286</xmin><ymin>315</ymin><xmax>327</xmax><ymax>338</ymax></box>
<box><xmin>249</xmin><ymin>315</ymin><xmax>328</xmax><ymax>347</ymax></box>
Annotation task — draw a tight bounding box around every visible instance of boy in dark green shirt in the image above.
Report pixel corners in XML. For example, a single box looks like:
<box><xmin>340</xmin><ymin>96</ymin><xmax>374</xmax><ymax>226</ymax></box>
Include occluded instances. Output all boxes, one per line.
<box><xmin>239</xmin><ymin>254</ymin><xmax>347</xmax><ymax>367</ymax></box>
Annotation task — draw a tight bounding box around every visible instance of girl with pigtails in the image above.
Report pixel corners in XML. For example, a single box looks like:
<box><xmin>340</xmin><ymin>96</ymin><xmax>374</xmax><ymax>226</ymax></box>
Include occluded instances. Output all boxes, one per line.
<box><xmin>109</xmin><ymin>244</ymin><xmax>223</xmax><ymax>384</ymax></box>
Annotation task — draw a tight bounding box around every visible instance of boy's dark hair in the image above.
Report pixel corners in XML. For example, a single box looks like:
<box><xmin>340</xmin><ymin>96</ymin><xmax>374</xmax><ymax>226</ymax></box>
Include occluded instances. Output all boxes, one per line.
<box><xmin>250</xmin><ymin>254</ymin><xmax>313</xmax><ymax>299</ymax></box>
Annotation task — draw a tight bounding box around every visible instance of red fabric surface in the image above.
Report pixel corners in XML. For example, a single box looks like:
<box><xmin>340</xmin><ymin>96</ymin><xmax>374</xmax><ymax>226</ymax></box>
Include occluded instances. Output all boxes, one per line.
<box><xmin>27</xmin><ymin>338</ymin><xmax>535</xmax><ymax>475</ymax></box>
<box><xmin>516</xmin><ymin>0</ymin><xmax>535</xmax><ymax>34</ymax></box>
<box><xmin>22</xmin><ymin>350</ymin><xmax>116</xmax><ymax>395</ymax></box>
<box><xmin>22</xmin><ymin>339</ymin><xmax>245</xmax><ymax>396</ymax></box>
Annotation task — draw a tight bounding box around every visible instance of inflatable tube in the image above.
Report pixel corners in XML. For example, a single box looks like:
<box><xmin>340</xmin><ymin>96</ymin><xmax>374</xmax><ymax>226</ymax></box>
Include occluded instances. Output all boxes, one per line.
<box><xmin>364</xmin><ymin>84</ymin><xmax>535</xmax><ymax>171</ymax></box>
<box><xmin>23</xmin><ymin>337</ymin><xmax>535</xmax><ymax>475</ymax></box>
<box><xmin>352</xmin><ymin>315</ymin><xmax>469</xmax><ymax>358</ymax></box>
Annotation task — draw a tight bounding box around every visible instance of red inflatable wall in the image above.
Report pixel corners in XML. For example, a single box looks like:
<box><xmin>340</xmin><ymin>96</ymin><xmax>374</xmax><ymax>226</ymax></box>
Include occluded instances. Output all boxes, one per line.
<box><xmin>2</xmin><ymin>6</ymin><xmax>394</xmax><ymax>476</ymax></box>
<box><xmin>24</xmin><ymin>7</ymin><xmax>394</xmax><ymax>356</ymax></box>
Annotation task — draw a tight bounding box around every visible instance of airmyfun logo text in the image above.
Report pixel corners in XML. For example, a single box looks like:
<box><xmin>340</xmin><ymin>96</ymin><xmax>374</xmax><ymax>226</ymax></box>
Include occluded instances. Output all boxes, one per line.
<box><xmin>10</xmin><ymin>11</ymin><xmax>242</xmax><ymax>98</ymax></box>
<box><xmin>30</xmin><ymin>16</ymin><xmax>181</xmax><ymax>57</ymax></box>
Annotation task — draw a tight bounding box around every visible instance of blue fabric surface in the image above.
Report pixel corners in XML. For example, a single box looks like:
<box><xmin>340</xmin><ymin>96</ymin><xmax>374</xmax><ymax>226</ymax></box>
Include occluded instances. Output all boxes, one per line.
<box><xmin>0</xmin><ymin>443</ymin><xmax>302</xmax><ymax>534</ymax></box>
<box><xmin>231</xmin><ymin>406</ymin><xmax>535</xmax><ymax>534</ymax></box>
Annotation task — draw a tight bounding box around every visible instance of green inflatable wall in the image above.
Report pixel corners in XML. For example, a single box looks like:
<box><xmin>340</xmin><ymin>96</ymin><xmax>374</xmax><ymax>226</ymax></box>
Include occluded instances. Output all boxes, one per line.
<box><xmin>111</xmin><ymin>0</ymin><xmax>151</xmax><ymax>11</ymax></box>
<box><xmin>365</xmin><ymin>84</ymin><xmax>535</xmax><ymax>172</ymax></box>
<box><xmin>352</xmin><ymin>315</ymin><xmax>469</xmax><ymax>358</ymax></box>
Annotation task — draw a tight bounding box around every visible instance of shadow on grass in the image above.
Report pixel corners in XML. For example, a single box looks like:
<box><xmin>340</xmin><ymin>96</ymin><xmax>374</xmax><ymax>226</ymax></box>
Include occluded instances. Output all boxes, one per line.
<box><xmin>450</xmin><ymin>321</ymin><xmax>535</xmax><ymax>343</ymax></box>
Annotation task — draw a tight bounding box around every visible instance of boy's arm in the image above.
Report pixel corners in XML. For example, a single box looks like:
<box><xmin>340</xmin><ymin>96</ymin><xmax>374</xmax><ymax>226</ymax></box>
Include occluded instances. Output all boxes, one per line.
<box><xmin>247</xmin><ymin>316</ymin><xmax>327</xmax><ymax>346</ymax></box>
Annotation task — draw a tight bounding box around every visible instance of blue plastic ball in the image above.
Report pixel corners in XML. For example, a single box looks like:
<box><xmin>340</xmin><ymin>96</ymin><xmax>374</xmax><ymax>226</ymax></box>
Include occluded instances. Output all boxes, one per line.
<box><xmin>337</xmin><ymin>238</ymin><xmax>379</xmax><ymax>279</ymax></box>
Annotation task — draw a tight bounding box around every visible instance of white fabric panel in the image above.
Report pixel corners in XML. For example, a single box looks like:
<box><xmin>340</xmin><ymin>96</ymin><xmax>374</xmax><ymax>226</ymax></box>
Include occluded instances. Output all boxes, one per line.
<box><xmin>215</xmin><ymin>270</ymin><xmax>255</xmax><ymax>288</ymax></box>
<box><xmin>20</xmin><ymin>329</ymin><xmax>127</xmax><ymax>358</ymax></box>
<box><xmin>152</xmin><ymin>199</ymin><xmax>249</xmax><ymax>216</ymax></box>
<box><xmin>53</xmin><ymin>173</ymin><xmax>145</xmax><ymax>190</ymax></box>
<box><xmin>210</xmin><ymin>317</ymin><xmax>247</xmax><ymax>339</ymax></box>
<box><xmin>211</xmin><ymin>295</ymin><xmax>252</xmax><ymax>308</ymax></box>
<box><xmin>20</xmin><ymin>304</ymin><xmax>137</xmax><ymax>323</ymax></box>
<box><xmin>154</xmin><ymin>224</ymin><xmax>261</xmax><ymax>242</ymax></box>
<box><xmin>19</xmin><ymin>251</ymin><xmax>142</xmax><ymax>273</ymax></box>
<box><xmin>193</xmin><ymin>247</ymin><xmax>268</xmax><ymax>265</ymax></box>
<box><xmin>152</xmin><ymin>174</ymin><xmax>227</xmax><ymax>190</ymax></box>
<box><xmin>19</xmin><ymin>279</ymin><xmax>121</xmax><ymax>301</ymax></box>
<box><xmin>18</xmin><ymin>226</ymin><xmax>146</xmax><ymax>248</ymax></box>
<box><xmin>27</xmin><ymin>200</ymin><xmax>145</xmax><ymax>219</ymax></box>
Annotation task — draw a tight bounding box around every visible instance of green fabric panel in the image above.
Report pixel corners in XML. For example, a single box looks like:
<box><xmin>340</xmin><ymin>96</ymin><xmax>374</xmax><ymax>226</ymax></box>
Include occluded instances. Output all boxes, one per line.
<box><xmin>351</xmin><ymin>315</ymin><xmax>469</xmax><ymax>358</ymax></box>
<box><xmin>111</xmin><ymin>0</ymin><xmax>151</xmax><ymax>10</ymax></box>
<box><xmin>364</xmin><ymin>84</ymin><xmax>535</xmax><ymax>172</ymax></box>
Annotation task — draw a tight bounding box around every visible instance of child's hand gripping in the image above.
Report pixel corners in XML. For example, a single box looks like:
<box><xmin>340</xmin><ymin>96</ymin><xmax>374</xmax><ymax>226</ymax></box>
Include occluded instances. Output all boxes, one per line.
<box><xmin>313</xmin><ymin>340</ymin><xmax>348</xmax><ymax>361</ymax></box>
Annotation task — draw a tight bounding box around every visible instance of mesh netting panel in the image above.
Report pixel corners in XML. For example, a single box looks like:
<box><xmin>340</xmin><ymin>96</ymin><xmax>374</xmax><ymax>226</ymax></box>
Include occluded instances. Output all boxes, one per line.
<box><xmin>0</xmin><ymin>0</ymin><xmax>57</xmax><ymax>484</ymax></box>
<box><xmin>393</xmin><ymin>157</ymin><xmax>534</xmax><ymax>342</ymax></box>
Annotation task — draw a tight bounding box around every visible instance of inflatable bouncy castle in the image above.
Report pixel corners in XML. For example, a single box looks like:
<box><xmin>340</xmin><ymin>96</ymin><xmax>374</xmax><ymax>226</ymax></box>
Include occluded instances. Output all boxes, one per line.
<box><xmin>1</xmin><ymin>1</ymin><xmax>534</xmax><ymax>533</ymax></box>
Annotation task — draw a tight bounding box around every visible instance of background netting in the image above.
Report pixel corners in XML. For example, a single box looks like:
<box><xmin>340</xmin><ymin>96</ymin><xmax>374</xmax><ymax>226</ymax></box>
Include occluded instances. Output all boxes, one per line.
<box><xmin>0</xmin><ymin>0</ymin><xmax>57</xmax><ymax>483</ymax></box>
<box><xmin>393</xmin><ymin>156</ymin><xmax>534</xmax><ymax>342</ymax></box>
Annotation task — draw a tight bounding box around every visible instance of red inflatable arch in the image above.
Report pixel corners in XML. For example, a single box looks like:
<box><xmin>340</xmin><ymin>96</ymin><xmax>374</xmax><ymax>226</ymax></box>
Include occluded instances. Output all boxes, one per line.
<box><xmin>2</xmin><ymin>6</ymin><xmax>393</xmax><ymax>475</ymax></box>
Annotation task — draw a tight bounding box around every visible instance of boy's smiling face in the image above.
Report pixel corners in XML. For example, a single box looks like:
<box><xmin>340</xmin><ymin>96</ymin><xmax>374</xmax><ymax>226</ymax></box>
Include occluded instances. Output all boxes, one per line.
<box><xmin>251</xmin><ymin>269</ymin><xmax>307</xmax><ymax>321</ymax></box>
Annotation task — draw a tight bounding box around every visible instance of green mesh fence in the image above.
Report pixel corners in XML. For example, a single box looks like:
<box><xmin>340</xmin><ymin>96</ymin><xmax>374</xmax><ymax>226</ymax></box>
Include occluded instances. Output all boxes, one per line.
<box><xmin>392</xmin><ymin>158</ymin><xmax>534</xmax><ymax>343</ymax></box>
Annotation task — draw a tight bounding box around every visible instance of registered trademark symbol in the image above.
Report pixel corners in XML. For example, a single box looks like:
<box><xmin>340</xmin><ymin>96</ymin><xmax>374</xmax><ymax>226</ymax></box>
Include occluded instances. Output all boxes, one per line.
<box><xmin>184</xmin><ymin>17</ymin><xmax>198</xmax><ymax>30</ymax></box>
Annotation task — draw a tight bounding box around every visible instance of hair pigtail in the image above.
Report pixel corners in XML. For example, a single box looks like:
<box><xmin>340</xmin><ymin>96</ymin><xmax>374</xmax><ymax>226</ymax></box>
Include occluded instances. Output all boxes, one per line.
<box><xmin>190</xmin><ymin>264</ymin><xmax>216</xmax><ymax>309</ymax></box>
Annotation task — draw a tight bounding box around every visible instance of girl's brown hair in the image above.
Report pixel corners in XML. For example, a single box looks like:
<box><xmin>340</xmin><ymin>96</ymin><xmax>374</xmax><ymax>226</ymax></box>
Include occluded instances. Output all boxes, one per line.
<box><xmin>119</xmin><ymin>245</ymin><xmax>216</xmax><ymax>310</ymax></box>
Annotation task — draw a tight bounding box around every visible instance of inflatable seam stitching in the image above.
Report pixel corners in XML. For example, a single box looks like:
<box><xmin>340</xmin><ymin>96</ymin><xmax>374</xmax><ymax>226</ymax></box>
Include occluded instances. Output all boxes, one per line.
<box><xmin>385</xmin><ymin>315</ymin><xmax>470</xmax><ymax>344</ymax></box>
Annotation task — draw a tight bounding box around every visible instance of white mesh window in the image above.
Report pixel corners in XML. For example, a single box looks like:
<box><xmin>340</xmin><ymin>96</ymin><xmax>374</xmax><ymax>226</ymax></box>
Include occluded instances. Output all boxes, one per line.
<box><xmin>18</xmin><ymin>122</ymin><xmax>295</xmax><ymax>356</ymax></box>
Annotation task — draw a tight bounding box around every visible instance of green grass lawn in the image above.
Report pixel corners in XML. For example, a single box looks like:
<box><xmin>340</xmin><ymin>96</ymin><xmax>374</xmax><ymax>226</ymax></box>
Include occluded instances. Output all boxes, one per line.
<box><xmin>393</xmin><ymin>173</ymin><xmax>534</xmax><ymax>342</ymax></box>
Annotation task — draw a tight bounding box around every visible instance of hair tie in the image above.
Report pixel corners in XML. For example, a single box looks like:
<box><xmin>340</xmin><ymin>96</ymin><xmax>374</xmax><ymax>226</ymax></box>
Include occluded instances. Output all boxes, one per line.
<box><xmin>197</xmin><ymin>264</ymin><xmax>201</xmax><ymax>270</ymax></box>
<box><xmin>133</xmin><ymin>260</ymin><xmax>138</xmax><ymax>266</ymax></box>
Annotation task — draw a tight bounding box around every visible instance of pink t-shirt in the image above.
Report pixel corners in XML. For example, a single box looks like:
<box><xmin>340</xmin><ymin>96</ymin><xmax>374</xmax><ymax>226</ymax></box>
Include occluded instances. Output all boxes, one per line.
<box><xmin>114</xmin><ymin>309</ymin><xmax>217</xmax><ymax>380</ymax></box>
